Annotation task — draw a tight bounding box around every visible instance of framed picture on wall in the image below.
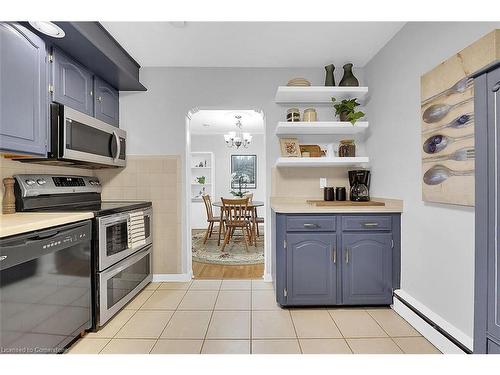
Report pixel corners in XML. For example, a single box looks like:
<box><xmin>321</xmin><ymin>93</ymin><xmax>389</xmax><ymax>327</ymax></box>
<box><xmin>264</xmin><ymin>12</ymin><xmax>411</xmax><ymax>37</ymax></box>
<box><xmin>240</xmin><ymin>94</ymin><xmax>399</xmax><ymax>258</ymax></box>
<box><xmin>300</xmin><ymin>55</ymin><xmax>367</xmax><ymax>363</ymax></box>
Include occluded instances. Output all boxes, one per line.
<box><xmin>231</xmin><ymin>155</ymin><xmax>257</xmax><ymax>189</ymax></box>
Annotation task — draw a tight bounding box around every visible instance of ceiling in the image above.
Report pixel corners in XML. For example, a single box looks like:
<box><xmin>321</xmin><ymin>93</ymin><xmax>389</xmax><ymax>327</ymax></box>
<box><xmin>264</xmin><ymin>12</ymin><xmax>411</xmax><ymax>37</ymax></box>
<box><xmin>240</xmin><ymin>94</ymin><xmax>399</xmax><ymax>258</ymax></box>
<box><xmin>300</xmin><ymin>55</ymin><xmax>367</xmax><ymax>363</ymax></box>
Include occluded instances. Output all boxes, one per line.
<box><xmin>102</xmin><ymin>22</ymin><xmax>405</xmax><ymax>68</ymax></box>
<box><xmin>190</xmin><ymin>110</ymin><xmax>264</xmax><ymax>135</ymax></box>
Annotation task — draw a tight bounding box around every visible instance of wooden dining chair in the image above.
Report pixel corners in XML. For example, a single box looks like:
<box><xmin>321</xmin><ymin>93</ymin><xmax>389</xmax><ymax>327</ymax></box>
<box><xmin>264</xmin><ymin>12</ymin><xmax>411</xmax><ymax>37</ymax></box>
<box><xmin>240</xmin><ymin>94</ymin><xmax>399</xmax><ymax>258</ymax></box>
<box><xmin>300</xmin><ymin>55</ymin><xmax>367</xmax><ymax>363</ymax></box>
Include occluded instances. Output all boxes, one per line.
<box><xmin>202</xmin><ymin>194</ymin><xmax>224</xmax><ymax>245</ymax></box>
<box><xmin>220</xmin><ymin>197</ymin><xmax>252</xmax><ymax>252</ymax></box>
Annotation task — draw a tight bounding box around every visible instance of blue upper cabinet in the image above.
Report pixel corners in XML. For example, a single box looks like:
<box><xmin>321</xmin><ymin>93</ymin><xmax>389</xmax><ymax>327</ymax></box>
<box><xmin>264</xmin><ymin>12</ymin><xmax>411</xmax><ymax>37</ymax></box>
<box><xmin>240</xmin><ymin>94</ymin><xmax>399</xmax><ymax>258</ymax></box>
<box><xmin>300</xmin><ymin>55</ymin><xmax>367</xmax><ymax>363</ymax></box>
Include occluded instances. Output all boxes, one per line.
<box><xmin>0</xmin><ymin>23</ymin><xmax>48</xmax><ymax>156</ymax></box>
<box><xmin>94</xmin><ymin>76</ymin><xmax>119</xmax><ymax>127</ymax></box>
<box><xmin>51</xmin><ymin>47</ymin><xmax>93</xmax><ymax>116</ymax></box>
<box><xmin>341</xmin><ymin>232</ymin><xmax>393</xmax><ymax>305</ymax></box>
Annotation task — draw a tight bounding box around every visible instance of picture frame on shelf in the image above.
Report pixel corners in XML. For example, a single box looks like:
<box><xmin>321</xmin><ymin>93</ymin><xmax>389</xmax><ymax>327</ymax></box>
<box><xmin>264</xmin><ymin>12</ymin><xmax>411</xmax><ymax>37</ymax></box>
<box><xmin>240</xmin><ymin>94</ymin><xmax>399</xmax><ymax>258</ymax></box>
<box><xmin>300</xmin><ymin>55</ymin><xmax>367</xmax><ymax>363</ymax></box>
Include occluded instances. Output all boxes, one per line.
<box><xmin>279</xmin><ymin>138</ymin><xmax>301</xmax><ymax>157</ymax></box>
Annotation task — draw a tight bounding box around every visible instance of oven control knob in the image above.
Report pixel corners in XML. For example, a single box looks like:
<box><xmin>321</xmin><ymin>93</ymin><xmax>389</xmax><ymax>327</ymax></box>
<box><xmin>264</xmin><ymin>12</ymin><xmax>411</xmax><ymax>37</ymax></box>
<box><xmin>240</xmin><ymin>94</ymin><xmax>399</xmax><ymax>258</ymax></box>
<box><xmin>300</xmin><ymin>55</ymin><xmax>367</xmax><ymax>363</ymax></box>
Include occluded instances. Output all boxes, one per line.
<box><xmin>25</xmin><ymin>179</ymin><xmax>36</xmax><ymax>186</ymax></box>
<box><xmin>37</xmin><ymin>179</ymin><xmax>46</xmax><ymax>185</ymax></box>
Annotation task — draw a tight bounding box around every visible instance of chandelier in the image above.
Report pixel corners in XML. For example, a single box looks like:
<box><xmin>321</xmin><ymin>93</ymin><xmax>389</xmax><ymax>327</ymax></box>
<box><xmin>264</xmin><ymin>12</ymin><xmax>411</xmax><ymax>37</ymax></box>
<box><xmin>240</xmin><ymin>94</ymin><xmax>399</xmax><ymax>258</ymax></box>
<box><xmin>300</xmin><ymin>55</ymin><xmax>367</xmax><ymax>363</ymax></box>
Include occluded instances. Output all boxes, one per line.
<box><xmin>224</xmin><ymin>115</ymin><xmax>252</xmax><ymax>149</ymax></box>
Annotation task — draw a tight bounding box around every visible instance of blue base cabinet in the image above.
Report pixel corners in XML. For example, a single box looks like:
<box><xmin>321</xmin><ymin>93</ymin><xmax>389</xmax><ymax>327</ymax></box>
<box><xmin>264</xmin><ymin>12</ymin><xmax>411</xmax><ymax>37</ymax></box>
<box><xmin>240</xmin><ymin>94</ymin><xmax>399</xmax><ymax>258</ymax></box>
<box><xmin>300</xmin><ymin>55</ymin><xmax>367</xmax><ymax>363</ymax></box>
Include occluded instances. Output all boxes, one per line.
<box><xmin>286</xmin><ymin>233</ymin><xmax>337</xmax><ymax>305</ymax></box>
<box><xmin>273</xmin><ymin>212</ymin><xmax>401</xmax><ymax>307</ymax></box>
<box><xmin>342</xmin><ymin>233</ymin><xmax>393</xmax><ymax>305</ymax></box>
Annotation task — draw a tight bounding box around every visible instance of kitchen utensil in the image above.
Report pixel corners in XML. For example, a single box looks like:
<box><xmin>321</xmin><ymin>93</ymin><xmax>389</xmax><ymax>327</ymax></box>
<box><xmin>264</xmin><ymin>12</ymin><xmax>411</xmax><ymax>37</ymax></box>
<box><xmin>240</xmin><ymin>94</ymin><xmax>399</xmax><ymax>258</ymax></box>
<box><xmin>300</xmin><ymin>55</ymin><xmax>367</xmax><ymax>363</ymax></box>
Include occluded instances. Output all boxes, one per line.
<box><xmin>423</xmin><ymin>165</ymin><xmax>474</xmax><ymax>185</ymax></box>
<box><xmin>422</xmin><ymin>133</ymin><xmax>474</xmax><ymax>154</ymax></box>
<box><xmin>348</xmin><ymin>170</ymin><xmax>370</xmax><ymax>202</ymax></box>
<box><xmin>421</xmin><ymin>77</ymin><xmax>473</xmax><ymax>106</ymax></box>
<box><xmin>422</xmin><ymin>97</ymin><xmax>473</xmax><ymax>123</ymax></box>
<box><xmin>324</xmin><ymin>187</ymin><xmax>335</xmax><ymax>201</ymax></box>
<box><xmin>2</xmin><ymin>177</ymin><xmax>15</xmax><ymax>214</ymax></box>
<box><xmin>306</xmin><ymin>200</ymin><xmax>384</xmax><ymax>207</ymax></box>
<box><xmin>286</xmin><ymin>108</ymin><xmax>300</xmax><ymax>122</ymax></box>
<box><xmin>339</xmin><ymin>140</ymin><xmax>356</xmax><ymax>157</ymax></box>
<box><xmin>335</xmin><ymin>187</ymin><xmax>347</xmax><ymax>201</ymax></box>
<box><xmin>300</xmin><ymin>145</ymin><xmax>324</xmax><ymax>157</ymax></box>
<box><xmin>422</xmin><ymin>113</ymin><xmax>474</xmax><ymax>134</ymax></box>
<box><xmin>303</xmin><ymin>108</ymin><xmax>317</xmax><ymax>122</ymax></box>
<box><xmin>423</xmin><ymin>147</ymin><xmax>475</xmax><ymax>163</ymax></box>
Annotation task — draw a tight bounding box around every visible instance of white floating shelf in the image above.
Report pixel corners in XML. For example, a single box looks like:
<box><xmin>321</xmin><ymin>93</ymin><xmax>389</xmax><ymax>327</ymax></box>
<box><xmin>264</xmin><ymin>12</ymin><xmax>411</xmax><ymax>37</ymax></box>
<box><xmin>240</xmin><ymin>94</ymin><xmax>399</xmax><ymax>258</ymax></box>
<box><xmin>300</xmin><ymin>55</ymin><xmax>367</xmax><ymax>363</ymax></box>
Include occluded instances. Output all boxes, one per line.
<box><xmin>191</xmin><ymin>183</ymin><xmax>212</xmax><ymax>186</ymax></box>
<box><xmin>275</xmin><ymin>121</ymin><xmax>368</xmax><ymax>136</ymax></box>
<box><xmin>275</xmin><ymin>86</ymin><xmax>368</xmax><ymax>104</ymax></box>
<box><xmin>191</xmin><ymin>166</ymin><xmax>211</xmax><ymax>169</ymax></box>
<box><xmin>275</xmin><ymin>157</ymin><xmax>369</xmax><ymax>168</ymax></box>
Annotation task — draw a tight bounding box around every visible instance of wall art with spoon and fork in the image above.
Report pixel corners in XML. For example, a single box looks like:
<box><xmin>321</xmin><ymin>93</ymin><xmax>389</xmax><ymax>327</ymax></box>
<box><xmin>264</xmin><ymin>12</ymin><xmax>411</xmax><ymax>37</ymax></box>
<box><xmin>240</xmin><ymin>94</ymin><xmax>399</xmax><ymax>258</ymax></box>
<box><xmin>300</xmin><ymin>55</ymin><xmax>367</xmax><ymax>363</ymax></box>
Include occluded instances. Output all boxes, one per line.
<box><xmin>420</xmin><ymin>49</ymin><xmax>476</xmax><ymax>206</ymax></box>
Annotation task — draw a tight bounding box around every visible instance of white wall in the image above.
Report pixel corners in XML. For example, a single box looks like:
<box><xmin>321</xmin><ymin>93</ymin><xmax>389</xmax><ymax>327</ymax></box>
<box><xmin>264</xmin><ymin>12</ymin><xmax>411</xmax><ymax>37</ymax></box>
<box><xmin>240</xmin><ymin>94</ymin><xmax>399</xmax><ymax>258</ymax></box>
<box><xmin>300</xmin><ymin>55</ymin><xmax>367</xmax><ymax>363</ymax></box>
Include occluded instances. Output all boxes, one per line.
<box><xmin>120</xmin><ymin>66</ymin><xmax>364</xmax><ymax>278</ymax></box>
<box><xmin>191</xmin><ymin>134</ymin><xmax>266</xmax><ymax>202</ymax></box>
<box><xmin>364</xmin><ymin>22</ymin><xmax>500</xmax><ymax>348</ymax></box>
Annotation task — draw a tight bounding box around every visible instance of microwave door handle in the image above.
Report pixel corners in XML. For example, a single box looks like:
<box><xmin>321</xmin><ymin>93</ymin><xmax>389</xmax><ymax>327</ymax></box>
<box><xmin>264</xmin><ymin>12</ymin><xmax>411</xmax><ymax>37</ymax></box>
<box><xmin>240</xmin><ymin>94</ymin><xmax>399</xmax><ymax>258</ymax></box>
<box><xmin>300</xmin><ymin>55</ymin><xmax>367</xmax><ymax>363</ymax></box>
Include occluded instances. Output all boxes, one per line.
<box><xmin>112</xmin><ymin>131</ymin><xmax>120</xmax><ymax>162</ymax></box>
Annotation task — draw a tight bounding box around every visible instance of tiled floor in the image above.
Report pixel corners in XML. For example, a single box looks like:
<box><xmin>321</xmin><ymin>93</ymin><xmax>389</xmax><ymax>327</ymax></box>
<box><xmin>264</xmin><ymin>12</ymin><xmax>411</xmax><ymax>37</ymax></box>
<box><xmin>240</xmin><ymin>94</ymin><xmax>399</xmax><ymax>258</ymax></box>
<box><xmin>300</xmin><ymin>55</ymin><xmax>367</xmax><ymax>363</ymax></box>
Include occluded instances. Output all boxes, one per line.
<box><xmin>68</xmin><ymin>280</ymin><xmax>441</xmax><ymax>354</ymax></box>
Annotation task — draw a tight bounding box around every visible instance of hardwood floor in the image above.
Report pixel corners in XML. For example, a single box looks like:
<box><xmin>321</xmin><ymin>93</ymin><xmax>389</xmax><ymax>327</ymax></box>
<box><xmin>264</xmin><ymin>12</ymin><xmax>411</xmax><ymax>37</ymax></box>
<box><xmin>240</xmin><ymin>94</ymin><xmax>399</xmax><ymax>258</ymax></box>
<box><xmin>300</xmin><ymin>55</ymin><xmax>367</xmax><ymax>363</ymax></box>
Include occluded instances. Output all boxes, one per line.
<box><xmin>192</xmin><ymin>261</ymin><xmax>264</xmax><ymax>279</ymax></box>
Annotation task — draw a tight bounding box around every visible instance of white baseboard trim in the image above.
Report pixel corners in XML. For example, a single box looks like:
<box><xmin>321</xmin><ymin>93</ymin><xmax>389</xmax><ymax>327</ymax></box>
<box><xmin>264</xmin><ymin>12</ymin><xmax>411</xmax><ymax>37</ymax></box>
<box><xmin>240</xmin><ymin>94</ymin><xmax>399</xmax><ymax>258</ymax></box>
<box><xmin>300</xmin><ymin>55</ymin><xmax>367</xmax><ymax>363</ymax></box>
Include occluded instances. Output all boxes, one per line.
<box><xmin>393</xmin><ymin>290</ymin><xmax>471</xmax><ymax>354</ymax></box>
<box><xmin>263</xmin><ymin>273</ymin><xmax>273</xmax><ymax>282</ymax></box>
<box><xmin>153</xmin><ymin>272</ymin><xmax>193</xmax><ymax>282</ymax></box>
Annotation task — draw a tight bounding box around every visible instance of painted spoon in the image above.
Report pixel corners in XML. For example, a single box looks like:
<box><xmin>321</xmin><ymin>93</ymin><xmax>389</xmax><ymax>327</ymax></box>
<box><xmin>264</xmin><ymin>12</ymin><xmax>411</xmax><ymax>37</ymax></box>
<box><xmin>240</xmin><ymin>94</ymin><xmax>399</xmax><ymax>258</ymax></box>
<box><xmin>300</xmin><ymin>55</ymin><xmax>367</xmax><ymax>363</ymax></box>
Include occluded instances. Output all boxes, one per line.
<box><xmin>422</xmin><ymin>113</ymin><xmax>474</xmax><ymax>135</ymax></box>
<box><xmin>422</xmin><ymin>97</ymin><xmax>473</xmax><ymax>123</ymax></box>
<box><xmin>421</xmin><ymin>77</ymin><xmax>473</xmax><ymax>107</ymax></box>
<box><xmin>423</xmin><ymin>165</ymin><xmax>474</xmax><ymax>185</ymax></box>
<box><xmin>422</xmin><ymin>133</ymin><xmax>474</xmax><ymax>154</ymax></box>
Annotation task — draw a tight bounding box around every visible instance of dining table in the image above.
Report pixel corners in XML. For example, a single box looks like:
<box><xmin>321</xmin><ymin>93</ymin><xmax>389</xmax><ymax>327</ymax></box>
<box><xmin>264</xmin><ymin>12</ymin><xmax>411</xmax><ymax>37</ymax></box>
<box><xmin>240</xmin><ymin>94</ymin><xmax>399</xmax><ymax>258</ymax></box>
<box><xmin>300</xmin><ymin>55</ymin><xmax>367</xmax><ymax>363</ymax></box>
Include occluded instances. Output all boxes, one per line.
<box><xmin>212</xmin><ymin>200</ymin><xmax>264</xmax><ymax>246</ymax></box>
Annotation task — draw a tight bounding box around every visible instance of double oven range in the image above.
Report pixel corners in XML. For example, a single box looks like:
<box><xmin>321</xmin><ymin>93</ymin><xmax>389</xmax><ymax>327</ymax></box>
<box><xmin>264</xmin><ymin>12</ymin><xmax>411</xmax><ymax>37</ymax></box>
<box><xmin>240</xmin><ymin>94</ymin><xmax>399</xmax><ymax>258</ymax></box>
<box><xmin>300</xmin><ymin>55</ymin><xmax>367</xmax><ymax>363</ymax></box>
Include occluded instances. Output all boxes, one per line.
<box><xmin>14</xmin><ymin>174</ymin><xmax>153</xmax><ymax>330</ymax></box>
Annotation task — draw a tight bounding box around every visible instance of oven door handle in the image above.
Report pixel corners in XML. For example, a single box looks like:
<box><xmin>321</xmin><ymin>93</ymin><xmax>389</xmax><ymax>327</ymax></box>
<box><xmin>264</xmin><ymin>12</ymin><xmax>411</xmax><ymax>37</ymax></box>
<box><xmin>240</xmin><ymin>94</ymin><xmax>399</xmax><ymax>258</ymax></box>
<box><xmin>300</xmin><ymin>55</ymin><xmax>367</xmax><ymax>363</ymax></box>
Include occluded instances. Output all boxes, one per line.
<box><xmin>101</xmin><ymin>245</ymin><xmax>151</xmax><ymax>278</ymax></box>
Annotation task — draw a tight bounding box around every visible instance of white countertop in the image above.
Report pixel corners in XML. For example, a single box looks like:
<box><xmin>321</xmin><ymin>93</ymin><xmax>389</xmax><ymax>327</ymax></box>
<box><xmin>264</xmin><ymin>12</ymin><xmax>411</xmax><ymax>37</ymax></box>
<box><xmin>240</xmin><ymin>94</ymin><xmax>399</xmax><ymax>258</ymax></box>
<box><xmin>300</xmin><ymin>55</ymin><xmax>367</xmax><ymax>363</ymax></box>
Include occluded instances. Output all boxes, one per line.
<box><xmin>0</xmin><ymin>212</ymin><xmax>95</xmax><ymax>238</ymax></box>
<box><xmin>270</xmin><ymin>197</ymin><xmax>403</xmax><ymax>214</ymax></box>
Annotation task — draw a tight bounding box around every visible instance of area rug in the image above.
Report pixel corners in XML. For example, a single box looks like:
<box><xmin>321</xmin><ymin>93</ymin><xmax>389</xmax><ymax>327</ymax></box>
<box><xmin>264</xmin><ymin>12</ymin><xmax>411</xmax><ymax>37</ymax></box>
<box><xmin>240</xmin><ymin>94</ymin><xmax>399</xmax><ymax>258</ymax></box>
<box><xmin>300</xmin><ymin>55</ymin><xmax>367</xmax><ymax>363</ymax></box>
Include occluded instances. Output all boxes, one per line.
<box><xmin>192</xmin><ymin>229</ymin><xmax>264</xmax><ymax>265</ymax></box>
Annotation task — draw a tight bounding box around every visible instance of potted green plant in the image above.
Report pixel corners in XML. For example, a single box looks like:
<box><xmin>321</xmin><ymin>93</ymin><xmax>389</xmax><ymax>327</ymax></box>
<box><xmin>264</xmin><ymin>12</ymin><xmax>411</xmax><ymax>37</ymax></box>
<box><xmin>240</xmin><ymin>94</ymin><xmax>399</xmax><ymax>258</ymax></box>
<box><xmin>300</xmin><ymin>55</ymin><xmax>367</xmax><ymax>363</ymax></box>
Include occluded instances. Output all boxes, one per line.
<box><xmin>331</xmin><ymin>97</ymin><xmax>365</xmax><ymax>125</ymax></box>
<box><xmin>230</xmin><ymin>173</ymin><xmax>249</xmax><ymax>198</ymax></box>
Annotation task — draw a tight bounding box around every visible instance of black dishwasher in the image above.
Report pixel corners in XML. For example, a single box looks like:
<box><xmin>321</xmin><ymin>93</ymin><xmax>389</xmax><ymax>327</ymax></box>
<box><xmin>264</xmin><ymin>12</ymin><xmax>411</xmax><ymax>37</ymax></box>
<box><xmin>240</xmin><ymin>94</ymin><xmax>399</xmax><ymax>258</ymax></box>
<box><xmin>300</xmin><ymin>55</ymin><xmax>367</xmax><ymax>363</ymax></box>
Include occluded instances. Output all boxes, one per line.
<box><xmin>0</xmin><ymin>220</ymin><xmax>92</xmax><ymax>354</ymax></box>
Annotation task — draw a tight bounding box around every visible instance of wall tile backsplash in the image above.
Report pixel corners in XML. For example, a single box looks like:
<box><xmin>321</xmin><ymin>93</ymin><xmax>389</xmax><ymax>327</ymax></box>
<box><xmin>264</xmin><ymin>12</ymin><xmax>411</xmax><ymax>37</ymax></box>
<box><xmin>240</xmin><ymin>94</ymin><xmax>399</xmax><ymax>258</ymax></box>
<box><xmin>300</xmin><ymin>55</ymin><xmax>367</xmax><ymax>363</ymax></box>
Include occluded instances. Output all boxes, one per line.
<box><xmin>95</xmin><ymin>155</ymin><xmax>182</xmax><ymax>274</ymax></box>
<box><xmin>1</xmin><ymin>155</ymin><xmax>182</xmax><ymax>275</ymax></box>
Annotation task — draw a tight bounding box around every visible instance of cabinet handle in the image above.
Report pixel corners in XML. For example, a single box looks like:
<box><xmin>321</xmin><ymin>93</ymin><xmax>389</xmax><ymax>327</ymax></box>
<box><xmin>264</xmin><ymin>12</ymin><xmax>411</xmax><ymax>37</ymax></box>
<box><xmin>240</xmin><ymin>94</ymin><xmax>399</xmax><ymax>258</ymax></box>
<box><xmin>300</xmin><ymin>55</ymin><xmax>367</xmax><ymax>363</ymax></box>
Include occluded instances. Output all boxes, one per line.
<box><xmin>345</xmin><ymin>247</ymin><xmax>350</xmax><ymax>264</ymax></box>
<box><xmin>362</xmin><ymin>222</ymin><xmax>379</xmax><ymax>227</ymax></box>
<box><xmin>303</xmin><ymin>223</ymin><xmax>319</xmax><ymax>229</ymax></box>
<box><xmin>97</xmin><ymin>96</ymin><xmax>103</xmax><ymax>102</ymax></box>
<box><xmin>332</xmin><ymin>247</ymin><xmax>336</xmax><ymax>264</ymax></box>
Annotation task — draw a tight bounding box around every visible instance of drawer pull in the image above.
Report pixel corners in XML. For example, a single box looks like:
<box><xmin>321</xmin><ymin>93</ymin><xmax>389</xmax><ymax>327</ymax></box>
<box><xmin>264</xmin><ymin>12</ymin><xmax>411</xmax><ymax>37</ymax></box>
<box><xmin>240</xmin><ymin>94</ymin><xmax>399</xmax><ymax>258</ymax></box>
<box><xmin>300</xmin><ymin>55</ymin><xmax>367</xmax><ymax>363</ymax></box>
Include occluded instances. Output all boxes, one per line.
<box><xmin>362</xmin><ymin>222</ymin><xmax>380</xmax><ymax>227</ymax></box>
<box><xmin>303</xmin><ymin>223</ymin><xmax>320</xmax><ymax>229</ymax></box>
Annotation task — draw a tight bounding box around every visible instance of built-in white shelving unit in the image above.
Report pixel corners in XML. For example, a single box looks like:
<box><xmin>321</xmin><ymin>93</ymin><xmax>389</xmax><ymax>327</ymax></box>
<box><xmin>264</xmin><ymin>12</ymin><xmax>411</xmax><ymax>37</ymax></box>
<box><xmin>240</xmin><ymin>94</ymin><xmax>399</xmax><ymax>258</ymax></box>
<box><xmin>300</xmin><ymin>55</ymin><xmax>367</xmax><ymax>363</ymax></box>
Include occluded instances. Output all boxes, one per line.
<box><xmin>274</xmin><ymin>85</ymin><xmax>370</xmax><ymax>168</ymax></box>
<box><xmin>275</xmin><ymin>86</ymin><xmax>368</xmax><ymax>104</ymax></box>
<box><xmin>275</xmin><ymin>121</ymin><xmax>368</xmax><ymax>136</ymax></box>
<box><xmin>275</xmin><ymin>157</ymin><xmax>369</xmax><ymax>168</ymax></box>
<box><xmin>191</xmin><ymin>152</ymin><xmax>214</xmax><ymax>202</ymax></box>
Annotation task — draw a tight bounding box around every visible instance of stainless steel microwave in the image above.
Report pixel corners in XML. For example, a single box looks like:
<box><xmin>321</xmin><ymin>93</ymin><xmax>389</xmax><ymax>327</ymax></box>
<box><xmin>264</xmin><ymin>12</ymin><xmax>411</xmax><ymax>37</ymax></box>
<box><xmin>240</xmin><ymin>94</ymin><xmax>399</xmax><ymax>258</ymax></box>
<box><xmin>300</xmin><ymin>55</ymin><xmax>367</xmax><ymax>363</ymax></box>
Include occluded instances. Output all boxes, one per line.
<box><xmin>17</xmin><ymin>103</ymin><xmax>126</xmax><ymax>168</ymax></box>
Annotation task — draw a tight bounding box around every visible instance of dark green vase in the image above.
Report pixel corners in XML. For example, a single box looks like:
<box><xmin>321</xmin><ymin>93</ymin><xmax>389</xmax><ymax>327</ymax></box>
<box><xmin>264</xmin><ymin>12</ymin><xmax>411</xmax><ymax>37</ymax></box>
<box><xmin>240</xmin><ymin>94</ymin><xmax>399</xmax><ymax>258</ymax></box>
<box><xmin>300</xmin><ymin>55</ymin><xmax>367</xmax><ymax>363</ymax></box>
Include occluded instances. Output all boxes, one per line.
<box><xmin>339</xmin><ymin>63</ymin><xmax>359</xmax><ymax>87</ymax></box>
<box><xmin>324</xmin><ymin>64</ymin><xmax>335</xmax><ymax>86</ymax></box>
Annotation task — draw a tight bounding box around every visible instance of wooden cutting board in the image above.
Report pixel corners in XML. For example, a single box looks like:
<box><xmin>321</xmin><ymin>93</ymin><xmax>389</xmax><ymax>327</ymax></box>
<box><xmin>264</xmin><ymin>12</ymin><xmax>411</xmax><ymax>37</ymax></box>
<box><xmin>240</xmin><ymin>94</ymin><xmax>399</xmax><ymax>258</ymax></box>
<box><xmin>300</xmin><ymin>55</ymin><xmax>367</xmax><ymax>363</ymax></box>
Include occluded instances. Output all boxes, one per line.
<box><xmin>306</xmin><ymin>200</ymin><xmax>385</xmax><ymax>207</ymax></box>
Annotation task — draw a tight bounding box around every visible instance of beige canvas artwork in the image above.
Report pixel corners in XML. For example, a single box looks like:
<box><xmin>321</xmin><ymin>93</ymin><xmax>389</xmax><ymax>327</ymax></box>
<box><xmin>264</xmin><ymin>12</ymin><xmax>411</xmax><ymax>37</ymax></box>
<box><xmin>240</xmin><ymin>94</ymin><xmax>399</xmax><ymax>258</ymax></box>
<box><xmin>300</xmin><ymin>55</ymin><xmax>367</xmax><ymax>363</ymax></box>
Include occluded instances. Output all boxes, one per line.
<box><xmin>420</xmin><ymin>31</ymin><xmax>500</xmax><ymax>206</ymax></box>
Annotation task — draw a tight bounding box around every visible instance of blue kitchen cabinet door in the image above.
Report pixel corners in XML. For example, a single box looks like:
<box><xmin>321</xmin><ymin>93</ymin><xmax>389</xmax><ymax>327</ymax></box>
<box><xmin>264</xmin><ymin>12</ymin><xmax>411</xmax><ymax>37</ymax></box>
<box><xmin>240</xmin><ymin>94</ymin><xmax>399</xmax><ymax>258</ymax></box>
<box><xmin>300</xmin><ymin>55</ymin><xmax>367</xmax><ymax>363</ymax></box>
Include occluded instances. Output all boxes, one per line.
<box><xmin>342</xmin><ymin>232</ymin><xmax>393</xmax><ymax>305</ymax></box>
<box><xmin>52</xmin><ymin>47</ymin><xmax>93</xmax><ymax>116</ymax></box>
<box><xmin>0</xmin><ymin>23</ymin><xmax>48</xmax><ymax>156</ymax></box>
<box><xmin>286</xmin><ymin>233</ymin><xmax>337</xmax><ymax>305</ymax></box>
<box><xmin>487</xmin><ymin>66</ymin><xmax>500</xmax><ymax>343</ymax></box>
<box><xmin>94</xmin><ymin>76</ymin><xmax>119</xmax><ymax>126</ymax></box>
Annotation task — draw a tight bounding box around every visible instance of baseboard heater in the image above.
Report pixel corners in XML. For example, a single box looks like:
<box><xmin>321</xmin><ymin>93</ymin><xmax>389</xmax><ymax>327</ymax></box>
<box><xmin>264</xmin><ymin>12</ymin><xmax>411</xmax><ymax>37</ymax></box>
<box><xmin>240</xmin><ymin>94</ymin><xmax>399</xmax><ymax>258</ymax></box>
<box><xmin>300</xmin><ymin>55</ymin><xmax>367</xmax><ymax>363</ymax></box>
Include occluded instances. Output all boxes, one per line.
<box><xmin>393</xmin><ymin>293</ymin><xmax>472</xmax><ymax>354</ymax></box>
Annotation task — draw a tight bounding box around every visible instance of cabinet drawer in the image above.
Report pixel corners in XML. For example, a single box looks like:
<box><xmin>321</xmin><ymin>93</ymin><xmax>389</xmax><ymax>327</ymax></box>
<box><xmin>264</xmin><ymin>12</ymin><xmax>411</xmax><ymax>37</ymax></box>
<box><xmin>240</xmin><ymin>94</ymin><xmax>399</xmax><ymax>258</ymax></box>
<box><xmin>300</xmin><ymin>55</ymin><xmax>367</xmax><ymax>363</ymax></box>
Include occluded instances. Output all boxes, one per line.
<box><xmin>342</xmin><ymin>216</ymin><xmax>392</xmax><ymax>231</ymax></box>
<box><xmin>286</xmin><ymin>216</ymin><xmax>336</xmax><ymax>232</ymax></box>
